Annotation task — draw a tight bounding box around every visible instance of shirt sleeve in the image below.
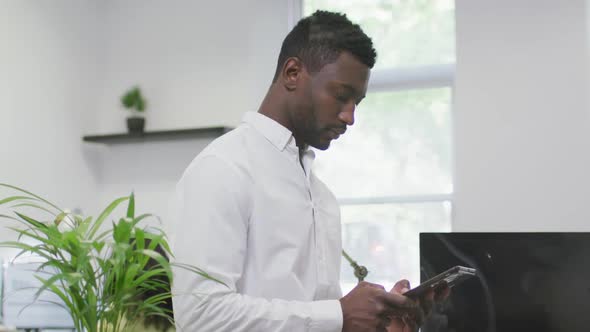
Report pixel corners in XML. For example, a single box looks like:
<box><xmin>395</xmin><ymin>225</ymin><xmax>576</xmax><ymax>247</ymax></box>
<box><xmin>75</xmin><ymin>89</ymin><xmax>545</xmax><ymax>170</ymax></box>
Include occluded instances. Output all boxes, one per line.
<box><xmin>171</xmin><ymin>154</ymin><xmax>343</xmax><ymax>332</ymax></box>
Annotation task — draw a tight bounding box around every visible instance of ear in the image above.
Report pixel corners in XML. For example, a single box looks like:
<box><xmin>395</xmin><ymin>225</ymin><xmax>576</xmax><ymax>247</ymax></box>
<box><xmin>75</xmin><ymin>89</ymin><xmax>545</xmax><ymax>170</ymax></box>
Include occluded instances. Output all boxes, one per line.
<box><xmin>280</xmin><ymin>57</ymin><xmax>306</xmax><ymax>91</ymax></box>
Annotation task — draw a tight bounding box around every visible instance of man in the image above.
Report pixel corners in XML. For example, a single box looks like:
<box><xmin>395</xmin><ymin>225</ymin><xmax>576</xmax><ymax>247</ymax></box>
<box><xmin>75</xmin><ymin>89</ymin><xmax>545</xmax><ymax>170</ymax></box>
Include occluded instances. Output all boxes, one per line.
<box><xmin>172</xmin><ymin>10</ymin><xmax>446</xmax><ymax>332</ymax></box>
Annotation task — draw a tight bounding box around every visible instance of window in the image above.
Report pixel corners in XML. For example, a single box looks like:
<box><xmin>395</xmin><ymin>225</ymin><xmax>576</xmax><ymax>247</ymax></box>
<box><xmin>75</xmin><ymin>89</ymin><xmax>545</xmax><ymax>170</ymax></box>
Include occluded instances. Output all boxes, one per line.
<box><xmin>298</xmin><ymin>0</ymin><xmax>456</xmax><ymax>293</ymax></box>
<box><xmin>303</xmin><ymin>0</ymin><xmax>455</xmax><ymax>69</ymax></box>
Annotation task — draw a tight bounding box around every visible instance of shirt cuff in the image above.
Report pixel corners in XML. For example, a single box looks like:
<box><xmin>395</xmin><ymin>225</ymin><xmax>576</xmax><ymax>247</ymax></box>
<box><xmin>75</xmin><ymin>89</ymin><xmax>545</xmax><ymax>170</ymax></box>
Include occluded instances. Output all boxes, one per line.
<box><xmin>308</xmin><ymin>299</ymin><xmax>343</xmax><ymax>332</ymax></box>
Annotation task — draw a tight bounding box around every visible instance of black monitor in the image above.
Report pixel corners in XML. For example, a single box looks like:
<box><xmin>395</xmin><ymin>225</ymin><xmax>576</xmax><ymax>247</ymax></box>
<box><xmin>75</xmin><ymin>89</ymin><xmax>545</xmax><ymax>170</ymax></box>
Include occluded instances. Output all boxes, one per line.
<box><xmin>419</xmin><ymin>233</ymin><xmax>590</xmax><ymax>332</ymax></box>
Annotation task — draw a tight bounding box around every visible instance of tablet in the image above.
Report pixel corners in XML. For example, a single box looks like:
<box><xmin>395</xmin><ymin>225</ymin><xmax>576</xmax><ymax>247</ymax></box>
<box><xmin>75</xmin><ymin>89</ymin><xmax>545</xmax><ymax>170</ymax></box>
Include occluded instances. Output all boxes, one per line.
<box><xmin>403</xmin><ymin>265</ymin><xmax>476</xmax><ymax>298</ymax></box>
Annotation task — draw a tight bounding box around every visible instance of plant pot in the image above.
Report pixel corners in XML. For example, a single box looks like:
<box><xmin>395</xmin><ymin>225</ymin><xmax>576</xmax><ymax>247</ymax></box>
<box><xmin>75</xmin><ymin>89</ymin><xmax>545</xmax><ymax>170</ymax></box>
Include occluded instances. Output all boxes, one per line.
<box><xmin>126</xmin><ymin>117</ymin><xmax>145</xmax><ymax>134</ymax></box>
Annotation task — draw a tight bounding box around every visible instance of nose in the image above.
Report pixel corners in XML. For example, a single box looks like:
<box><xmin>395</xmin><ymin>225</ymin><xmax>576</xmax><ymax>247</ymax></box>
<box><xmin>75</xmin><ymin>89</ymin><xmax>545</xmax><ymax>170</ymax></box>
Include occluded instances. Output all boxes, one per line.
<box><xmin>338</xmin><ymin>104</ymin><xmax>355</xmax><ymax>126</ymax></box>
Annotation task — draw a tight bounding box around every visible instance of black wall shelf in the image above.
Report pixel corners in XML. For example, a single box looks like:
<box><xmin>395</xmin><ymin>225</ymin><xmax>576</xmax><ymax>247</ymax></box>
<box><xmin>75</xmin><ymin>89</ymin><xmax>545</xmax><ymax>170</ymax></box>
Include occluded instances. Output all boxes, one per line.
<box><xmin>83</xmin><ymin>126</ymin><xmax>233</xmax><ymax>144</ymax></box>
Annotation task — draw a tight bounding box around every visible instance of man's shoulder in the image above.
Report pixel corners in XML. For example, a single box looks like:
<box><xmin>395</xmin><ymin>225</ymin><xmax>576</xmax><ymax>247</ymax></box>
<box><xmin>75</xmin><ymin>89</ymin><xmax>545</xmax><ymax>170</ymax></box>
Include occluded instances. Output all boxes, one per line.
<box><xmin>199</xmin><ymin>124</ymin><xmax>250</xmax><ymax>159</ymax></box>
<box><xmin>184</xmin><ymin>124</ymin><xmax>254</xmax><ymax>173</ymax></box>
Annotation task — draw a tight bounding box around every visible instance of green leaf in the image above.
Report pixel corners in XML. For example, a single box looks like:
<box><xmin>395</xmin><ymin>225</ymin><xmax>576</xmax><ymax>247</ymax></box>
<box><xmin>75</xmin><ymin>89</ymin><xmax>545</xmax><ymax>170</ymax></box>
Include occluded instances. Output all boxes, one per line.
<box><xmin>33</xmin><ymin>275</ymin><xmax>78</xmax><ymax>325</ymax></box>
<box><xmin>76</xmin><ymin>216</ymin><xmax>93</xmax><ymax>235</ymax></box>
<box><xmin>54</xmin><ymin>211</ymin><xmax>67</xmax><ymax>226</ymax></box>
<box><xmin>14</xmin><ymin>212</ymin><xmax>48</xmax><ymax>229</ymax></box>
<box><xmin>136</xmin><ymin>96</ymin><xmax>146</xmax><ymax>112</ymax></box>
<box><xmin>139</xmin><ymin>249</ymin><xmax>173</xmax><ymax>281</ymax></box>
<box><xmin>121</xmin><ymin>87</ymin><xmax>139</xmax><ymax>109</ymax></box>
<box><xmin>0</xmin><ymin>183</ymin><xmax>61</xmax><ymax>211</ymax></box>
<box><xmin>112</xmin><ymin>218</ymin><xmax>133</xmax><ymax>244</ymax></box>
<box><xmin>134</xmin><ymin>228</ymin><xmax>145</xmax><ymax>251</ymax></box>
<box><xmin>131</xmin><ymin>267</ymin><xmax>168</xmax><ymax>287</ymax></box>
<box><xmin>34</xmin><ymin>273</ymin><xmax>69</xmax><ymax>298</ymax></box>
<box><xmin>92</xmin><ymin>241</ymin><xmax>105</xmax><ymax>253</ymax></box>
<box><xmin>93</xmin><ymin>228</ymin><xmax>114</xmax><ymax>243</ymax></box>
<box><xmin>172</xmin><ymin>262</ymin><xmax>229</xmax><ymax>288</ymax></box>
<box><xmin>0</xmin><ymin>195</ymin><xmax>35</xmax><ymax>205</ymax></box>
<box><xmin>10</xmin><ymin>202</ymin><xmax>56</xmax><ymax>217</ymax></box>
<box><xmin>126</xmin><ymin>192</ymin><xmax>135</xmax><ymax>219</ymax></box>
<box><xmin>86</xmin><ymin>196</ymin><xmax>129</xmax><ymax>239</ymax></box>
<box><xmin>123</xmin><ymin>263</ymin><xmax>140</xmax><ymax>288</ymax></box>
<box><xmin>0</xmin><ymin>213</ymin><xmax>21</xmax><ymax>222</ymax></box>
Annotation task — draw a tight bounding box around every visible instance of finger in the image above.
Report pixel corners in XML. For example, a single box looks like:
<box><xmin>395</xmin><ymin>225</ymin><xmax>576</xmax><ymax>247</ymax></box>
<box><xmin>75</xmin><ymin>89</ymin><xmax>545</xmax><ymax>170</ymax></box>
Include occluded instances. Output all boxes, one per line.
<box><xmin>390</xmin><ymin>315</ymin><xmax>406</xmax><ymax>328</ymax></box>
<box><xmin>376</xmin><ymin>314</ymin><xmax>392</xmax><ymax>331</ymax></box>
<box><xmin>419</xmin><ymin>288</ymin><xmax>435</xmax><ymax>316</ymax></box>
<box><xmin>421</xmin><ymin>287</ymin><xmax>435</xmax><ymax>303</ymax></box>
<box><xmin>392</xmin><ymin>279</ymin><xmax>411</xmax><ymax>294</ymax></box>
<box><xmin>378</xmin><ymin>290</ymin><xmax>417</xmax><ymax>309</ymax></box>
<box><xmin>357</xmin><ymin>281</ymin><xmax>369</xmax><ymax>288</ymax></box>
<box><xmin>415</xmin><ymin>306</ymin><xmax>426</xmax><ymax>328</ymax></box>
<box><xmin>356</xmin><ymin>281</ymin><xmax>376</xmax><ymax>289</ymax></box>
<box><xmin>363</xmin><ymin>281</ymin><xmax>386</xmax><ymax>291</ymax></box>
<box><xmin>434</xmin><ymin>283</ymin><xmax>451</xmax><ymax>302</ymax></box>
<box><xmin>399</xmin><ymin>303</ymin><xmax>425</xmax><ymax>329</ymax></box>
<box><xmin>375</xmin><ymin>298</ymin><xmax>387</xmax><ymax>316</ymax></box>
<box><xmin>404</xmin><ymin>313</ymin><xmax>422</xmax><ymax>332</ymax></box>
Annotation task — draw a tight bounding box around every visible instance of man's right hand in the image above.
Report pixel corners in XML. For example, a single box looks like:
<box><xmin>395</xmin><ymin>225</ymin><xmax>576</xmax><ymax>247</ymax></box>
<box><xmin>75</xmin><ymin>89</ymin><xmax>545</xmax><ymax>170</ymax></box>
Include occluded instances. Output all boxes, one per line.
<box><xmin>339</xmin><ymin>281</ymin><xmax>419</xmax><ymax>332</ymax></box>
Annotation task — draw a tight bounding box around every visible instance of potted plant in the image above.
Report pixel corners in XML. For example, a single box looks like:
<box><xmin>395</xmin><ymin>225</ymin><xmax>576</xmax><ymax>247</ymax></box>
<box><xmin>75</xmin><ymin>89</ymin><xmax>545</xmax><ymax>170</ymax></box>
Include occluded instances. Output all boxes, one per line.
<box><xmin>0</xmin><ymin>183</ymin><xmax>225</xmax><ymax>332</ymax></box>
<box><xmin>121</xmin><ymin>86</ymin><xmax>147</xmax><ymax>134</ymax></box>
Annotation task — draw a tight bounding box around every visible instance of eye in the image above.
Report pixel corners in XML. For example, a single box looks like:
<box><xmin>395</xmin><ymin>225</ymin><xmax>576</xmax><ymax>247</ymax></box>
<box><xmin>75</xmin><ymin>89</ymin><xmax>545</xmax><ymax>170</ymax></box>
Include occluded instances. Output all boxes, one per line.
<box><xmin>335</xmin><ymin>93</ymin><xmax>350</xmax><ymax>103</ymax></box>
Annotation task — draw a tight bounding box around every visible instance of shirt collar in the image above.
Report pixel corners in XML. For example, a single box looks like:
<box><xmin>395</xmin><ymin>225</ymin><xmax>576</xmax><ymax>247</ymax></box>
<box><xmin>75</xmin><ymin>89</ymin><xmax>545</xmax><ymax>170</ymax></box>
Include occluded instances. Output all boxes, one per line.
<box><xmin>242</xmin><ymin>112</ymin><xmax>295</xmax><ymax>152</ymax></box>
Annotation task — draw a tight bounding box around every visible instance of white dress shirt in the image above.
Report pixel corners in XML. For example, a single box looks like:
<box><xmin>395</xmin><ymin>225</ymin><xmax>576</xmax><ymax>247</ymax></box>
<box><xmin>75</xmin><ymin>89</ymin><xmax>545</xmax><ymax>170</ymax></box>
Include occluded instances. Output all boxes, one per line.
<box><xmin>172</xmin><ymin>112</ymin><xmax>344</xmax><ymax>331</ymax></box>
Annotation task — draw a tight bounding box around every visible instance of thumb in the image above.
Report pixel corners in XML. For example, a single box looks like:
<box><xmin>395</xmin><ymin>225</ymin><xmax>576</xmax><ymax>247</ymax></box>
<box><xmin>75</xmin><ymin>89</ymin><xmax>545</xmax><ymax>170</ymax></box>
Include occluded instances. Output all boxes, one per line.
<box><xmin>392</xmin><ymin>279</ymin><xmax>411</xmax><ymax>295</ymax></box>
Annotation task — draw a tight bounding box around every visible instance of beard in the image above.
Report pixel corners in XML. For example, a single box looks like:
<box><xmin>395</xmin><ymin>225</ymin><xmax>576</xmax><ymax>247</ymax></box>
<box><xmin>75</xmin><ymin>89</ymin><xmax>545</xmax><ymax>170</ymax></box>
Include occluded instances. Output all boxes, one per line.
<box><xmin>302</xmin><ymin>126</ymin><xmax>336</xmax><ymax>151</ymax></box>
<box><xmin>291</xmin><ymin>104</ymin><xmax>340</xmax><ymax>150</ymax></box>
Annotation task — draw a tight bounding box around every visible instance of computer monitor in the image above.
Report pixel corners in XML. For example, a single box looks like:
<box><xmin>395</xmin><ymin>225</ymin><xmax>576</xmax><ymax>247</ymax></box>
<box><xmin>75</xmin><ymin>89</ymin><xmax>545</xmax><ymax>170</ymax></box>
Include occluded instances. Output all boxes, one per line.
<box><xmin>419</xmin><ymin>233</ymin><xmax>590</xmax><ymax>332</ymax></box>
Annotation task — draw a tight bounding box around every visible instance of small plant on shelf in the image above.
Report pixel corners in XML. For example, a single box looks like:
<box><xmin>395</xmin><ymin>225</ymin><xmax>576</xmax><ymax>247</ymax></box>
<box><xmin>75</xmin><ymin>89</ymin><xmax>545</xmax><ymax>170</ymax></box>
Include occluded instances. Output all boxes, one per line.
<box><xmin>121</xmin><ymin>86</ymin><xmax>147</xmax><ymax>134</ymax></box>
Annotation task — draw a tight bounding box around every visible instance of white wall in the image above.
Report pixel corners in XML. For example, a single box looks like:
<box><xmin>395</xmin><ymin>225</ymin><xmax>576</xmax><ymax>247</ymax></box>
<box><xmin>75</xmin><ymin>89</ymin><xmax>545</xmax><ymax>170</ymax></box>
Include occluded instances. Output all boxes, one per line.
<box><xmin>0</xmin><ymin>0</ymin><xmax>290</xmax><ymax>254</ymax></box>
<box><xmin>91</xmin><ymin>0</ymin><xmax>290</xmax><ymax>238</ymax></box>
<box><xmin>94</xmin><ymin>0</ymin><xmax>289</xmax><ymax>134</ymax></box>
<box><xmin>0</xmin><ymin>1</ymin><xmax>103</xmax><ymax>245</ymax></box>
<box><xmin>5</xmin><ymin>0</ymin><xmax>590</xmax><ymax>248</ymax></box>
<box><xmin>453</xmin><ymin>0</ymin><xmax>590</xmax><ymax>231</ymax></box>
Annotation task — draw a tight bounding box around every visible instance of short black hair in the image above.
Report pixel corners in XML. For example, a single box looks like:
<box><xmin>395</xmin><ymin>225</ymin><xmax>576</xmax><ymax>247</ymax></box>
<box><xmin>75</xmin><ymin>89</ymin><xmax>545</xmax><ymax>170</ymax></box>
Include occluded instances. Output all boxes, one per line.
<box><xmin>273</xmin><ymin>10</ymin><xmax>377</xmax><ymax>82</ymax></box>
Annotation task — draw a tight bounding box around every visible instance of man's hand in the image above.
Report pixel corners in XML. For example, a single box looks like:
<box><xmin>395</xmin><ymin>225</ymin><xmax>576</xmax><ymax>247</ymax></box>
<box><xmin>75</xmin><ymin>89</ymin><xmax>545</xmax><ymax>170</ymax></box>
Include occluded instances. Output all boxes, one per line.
<box><xmin>386</xmin><ymin>280</ymin><xmax>451</xmax><ymax>332</ymax></box>
<box><xmin>339</xmin><ymin>281</ymin><xmax>420</xmax><ymax>332</ymax></box>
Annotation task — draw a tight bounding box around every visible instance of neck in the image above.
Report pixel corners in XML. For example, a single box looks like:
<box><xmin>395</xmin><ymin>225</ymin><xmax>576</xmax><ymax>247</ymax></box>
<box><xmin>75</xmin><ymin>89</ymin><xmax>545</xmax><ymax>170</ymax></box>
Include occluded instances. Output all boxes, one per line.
<box><xmin>258</xmin><ymin>85</ymin><xmax>291</xmax><ymax>127</ymax></box>
<box><xmin>258</xmin><ymin>84</ymin><xmax>308</xmax><ymax>148</ymax></box>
